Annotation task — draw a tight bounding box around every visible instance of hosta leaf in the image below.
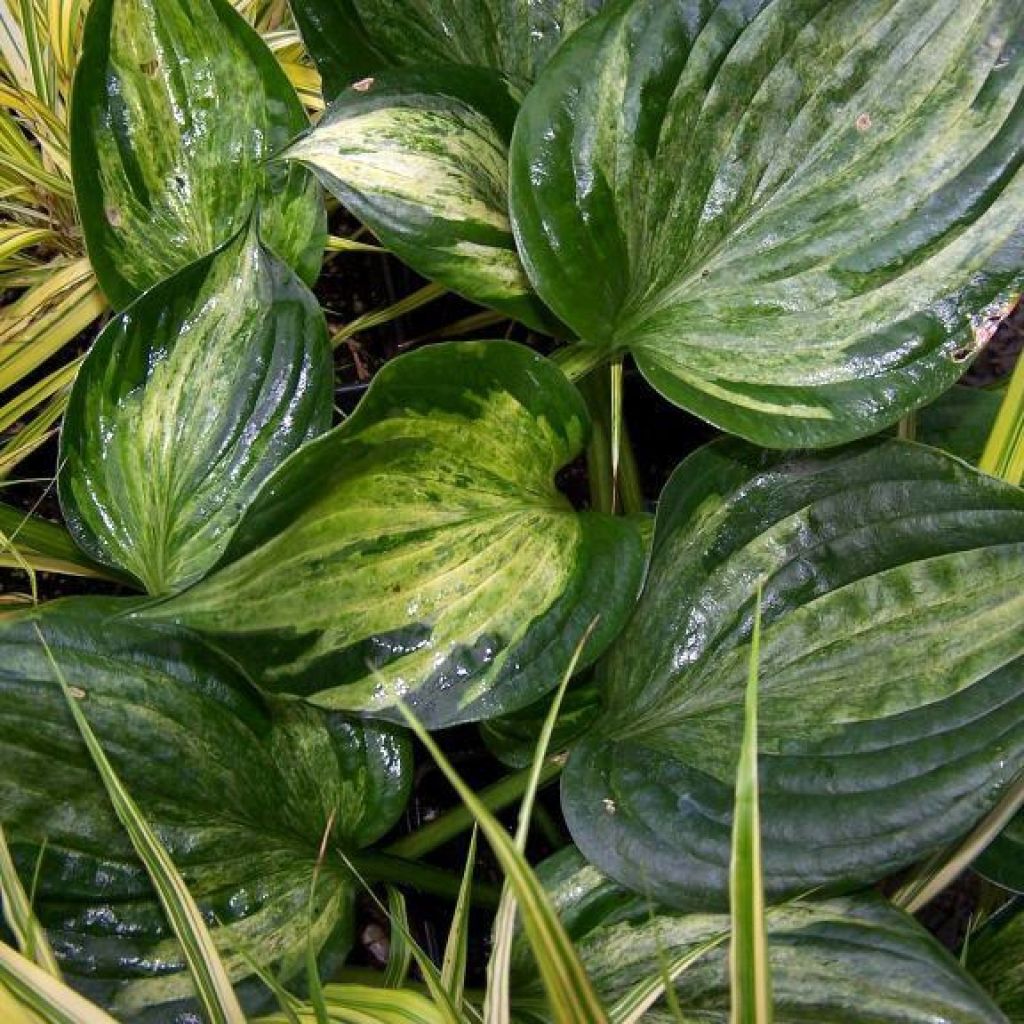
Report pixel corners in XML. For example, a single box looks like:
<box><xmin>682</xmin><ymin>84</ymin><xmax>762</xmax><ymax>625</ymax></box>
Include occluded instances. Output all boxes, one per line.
<box><xmin>562</xmin><ymin>439</ymin><xmax>1024</xmax><ymax>909</ymax></box>
<box><xmin>510</xmin><ymin>848</ymin><xmax>1009</xmax><ymax>1023</ymax></box>
<box><xmin>147</xmin><ymin>341</ymin><xmax>645</xmax><ymax>728</ymax></box>
<box><xmin>976</xmin><ymin>812</ymin><xmax>1024</xmax><ymax>894</ymax></box>
<box><xmin>480</xmin><ymin>675</ymin><xmax>599</xmax><ymax>769</ymax></box>
<box><xmin>286</xmin><ymin>68</ymin><xmax>558</xmax><ymax>332</ymax></box>
<box><xmin>58</xmin><ymin>226</ymin><xmax>333</xmax><ymax>596</ymax></box>
<box><xmin>71</xmin><ymin>0</ymin><xmax>327</xmax><ymax>309</ymax></box>
<box><xmin>288</xmin><ymin>0</ymin><xmax>607</xmax><ymax>101</ymax></box>
<box><xmin>913</xmin><ymin>385</ymin><xmax>1007</xmax><ymax>465</ymax></box>
<box><xmin>970</xmin><ymin>902</ymin><xmax>1024</xmax><ymax>1022</ymax></box>
<box><xmin>0</xmin><ymin>598</ymin><xmax>410</xmax><ymax>1022</ymax></box>
<box><xmin>510</xmin><ymin>0</ymin><xmax>1024</xmax><ymax>447</ymax></box>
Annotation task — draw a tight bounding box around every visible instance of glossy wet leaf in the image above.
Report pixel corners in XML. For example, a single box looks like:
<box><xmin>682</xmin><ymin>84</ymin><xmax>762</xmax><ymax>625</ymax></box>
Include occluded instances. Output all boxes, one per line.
<box><xmin>59</xmin><ymin>227</ymin><xmax>333</xmax><ymax>596</ymax></box>
<box><xmin>286</xmin><ymin>68</ymin><xmax>557</xmax><ymax>332</ymax></box>
<box><xmin>0</xmin><ymin>598</ymin><xmax>410</xmax><ymax>1021</ymax></box>
<box><xmin>976</xmin><ymin>812</ymin><xmax>1024</xmax><ymax>894</ymax></box>
<box><xmin>148</xmin><ymin>341</ymin><xmax>645</xmax><ymax>728</ymax></box>
<box><xmin>510</xmin><ymin>0</ymin><xmax>1024</xmax><ymax>447</ymax></box>
<box><xmin>510</xmin><ymin>848</ymin><xmax>1009</xmax><ymax>1023</ymax></box>
<box><xmin>288</xmin><ymin>0</ymin><xmax>607</xmax><ymax>101</ymax></box>
<box><xmin>970</xmin><ymin>903</ymin><xmax>1024</xmax><ymax>1022</ymax></box>
<box><xmin>71</xmin><ymin>0</ymin><xmax>327</xmax><ymax>309</ymax></box>
<box><xmin>563</xmin><ymin>439</ymin><xmax>1024</xmax><ymax>909</ymax></box>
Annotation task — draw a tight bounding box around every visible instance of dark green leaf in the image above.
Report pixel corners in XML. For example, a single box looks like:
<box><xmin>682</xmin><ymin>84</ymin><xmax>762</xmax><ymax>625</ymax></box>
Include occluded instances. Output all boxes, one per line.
<box><xmin>510</xmin><ymin>848</ymin><xmax>1009</xmax><ymax>1023</ymax></box>
<box><xmin>976</xmin><ymin>812</ymin><xmax>1024</xmax><ymax>894</ymax></box>
<box><xmin>146</xmin><ymin>341</ymin><xmax>645</xmax><ymax>728</ymax></box>
<box><xmin>510</xmin><ymin>0</ymin><xmax>1024</xmax><ymax>447</ymax></box>
<box><xmin>0</xmin><ymin>598</ymin><xmax>410</xmax><ymax>1021</ymax></box>
<box><xmin>969</xmin><ymin>901</ymin><xmax>1024</xmax><ymax>1022</ymax></box>
<box><xmin>59</xmin><ymin>226</ymin><xmax>333</xmax><ymax>596</ymax></box>
<box><xmin>286</xmin><ymin>68</ymin><xmax>559</xmax><ymax>332</ymax></box>
<box><xmin>288</xmin><ymin>0</ymin><xmax>607</xmax><ymax>101</ymax></box>
<box><xmin>480</xmin><ymin>675</ymin><xmax>599</xmax><ymax>769</ymax></box>
<box><xmin>913</xmin><ymin>386</ymin><xmax>1007</xmax><ymax>466</ymax></box>
<box><xmin>563</xmin><ymin>439</ymin><xmax>1024</xmax><ymax>909</ymax></box>
<box><xmin>71</xmin><ymin>0</ymin><xmax>326</xmax><ymax>309</ymax></box>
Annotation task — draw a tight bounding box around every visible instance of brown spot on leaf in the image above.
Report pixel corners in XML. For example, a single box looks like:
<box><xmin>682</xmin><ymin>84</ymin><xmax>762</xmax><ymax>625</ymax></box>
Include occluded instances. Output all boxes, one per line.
<box><xmin>105</xmin><ymin>205</ymin><xmax>123</xmax><ymax>228</ymax></box>
<box><xmin>352</xmin><ymin>77</ymin><xmax>375</xmax><ymax>93</ymax></box>
<box><xmin>855</xmin><ymin>112</ymin><xmax>872</xmax><ymax>132</ymax></box>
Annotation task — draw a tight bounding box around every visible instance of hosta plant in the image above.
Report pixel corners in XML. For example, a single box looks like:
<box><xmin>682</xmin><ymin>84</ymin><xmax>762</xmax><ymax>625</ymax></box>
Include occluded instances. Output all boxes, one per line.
<box><xmin>1</xmin><ymin>0</ymin><xmax>1023</xmax><ymax>1021</ymax></box>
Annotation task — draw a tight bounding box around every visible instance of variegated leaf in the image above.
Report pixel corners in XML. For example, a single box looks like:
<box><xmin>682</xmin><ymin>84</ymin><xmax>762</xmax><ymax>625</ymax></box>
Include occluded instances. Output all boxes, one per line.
<box><xmin>288</xmin><ymin>0</ymin><xmax>607</xmax><ymax>100</ymax></box>
<box><xmin>510</xmin><ymin>848</ymin><xmax>1009</xmax><ymax>1023</ymax></box>
<box><xmin>71</xmin><ymin>0</ymin><xmax>327</xmax><ymax>309</ymax></box>
<box><xmin>145</xmin><ymin>341</ymin><xmax>645</xmax><ymax>728</ymax></box>
<box><xmin>58</xmin><ymin>225</ymin><xmax>333</xmax><ymax>596</ymax></box>
<box><xmin>563</xmin><ymin>438</ymin><xmax>1024</xmax><ymax>909</ymax></box>
<box><xmin>0</xmin><ymin>598</ymin><xmax>411</xmax><ymax>1021</ymax></box>
<box><xmin>510</xmin><ymin>0</ymin><xmax>1024</xmax><ymax>447</ymax></box>
<box><xmin>286</xmin><ymin>68</ymin><xmax>559</xmax><ymax>332</ymax></box>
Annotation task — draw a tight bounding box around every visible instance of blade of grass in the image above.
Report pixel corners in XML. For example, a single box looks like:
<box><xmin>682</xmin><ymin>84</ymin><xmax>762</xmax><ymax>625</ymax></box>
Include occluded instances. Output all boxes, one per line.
<box><xmin>0</xmin><ymin>827</ymin><xmax>59</xmax><ymax>977</ymax></box>
<box><xmin>35</xmin><ymin>626</ymin><xmax>246</xmax><ymax>1024</ymax></box>
<box><xmin>484</xmin><ymin>623</ymin><xmax>597</xmax><ymax>1024</ymax></box>
<box><xmin>384</xmin><ymin>762</ymin><xmax>564</xmax><ymax>862</ymax></box>
<box><xmin>980</xmin><ymin>329</ymin><xmax>1024</xmax><ymax>485</ymax></box>
<box><xmin>397</xmin><ymin>687</ymin><xmax>608</xmax><ymax>1022</ymax></box>
<box><xmin>441</xmin><ymin>828</ymin><xmax>478</xmax><ymax>1011</ymax></box>
<box><xmin>383</xmin><ymin>887</ymin><xmax>412</xmax><ymax>989</ymax></box>
<box><xmin>894</xmin><ymin>771</ymin><xmax>1024</xmax><ymax>914</ymax></box>
<box><xmin>729</xmin><ymin>588</ymin><xmax>772</xmax><ymax>1024</ymax></box>
<box><xmin>331</xmin><ymin>283</ymin><xmax>446</xmax><ymax>348</ymax></box>
<box><xmin>0</xmin><ymin>940</ymin><xmax>119</xmax><ymax>1024</ymax></box>
<box><xmin>0</xmin><ymin>829</ymin><xmax>57</xmax><ymax>976</ymax></box>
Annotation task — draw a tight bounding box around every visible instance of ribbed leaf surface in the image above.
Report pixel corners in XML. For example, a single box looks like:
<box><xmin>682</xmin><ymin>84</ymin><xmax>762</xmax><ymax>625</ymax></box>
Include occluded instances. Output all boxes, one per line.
<box><xmin>288</xmin><ymin>0</ymin><xmax>606</xmax><ymax>100</ymax></box>
<box><xmin>510</xmin><ymin>0</ymin><xmax>1024</xmax><ymax>446</ymax></box>
<box><xmin>0</xmin><ymin>599</ymin><xmax>410</xmax><ymax>1021</ymax></box>
<box><xmin>71</xmin><ymin>0</ymin><xmax>326</xmax><ymax>308</ymax></box>
<box><xmin>59</xmin><ymin>227</ymin><xmax>333</xmax><ymax>595</ymax></box>
<box><xmin>562</xmin><ymin>439</ymin><xmax>1024</xmax><ymax>908</ymax></box>
<box><xmin>510</xmin><ymin>848</ymin><xmax>1008</xmax><ymax>1023</ymax></box>
<box><xmin>286</xmin><ymin>68</ymin><xmax>557</xmax><ymax>330</ymax></box>
<box><xmin>970</xmin><ymin>905</ymin><xmax>1024</xmax><ymax>1022</ymax></box>
<box><xmin>149</xmin><ymin>341</ymin><xmax>645</xmax><ymax>728</ymax></box>
<box><xmin>977</xmin><ymin>813</ymin><xmax>1024</xmax><ymax>894</ymax></box>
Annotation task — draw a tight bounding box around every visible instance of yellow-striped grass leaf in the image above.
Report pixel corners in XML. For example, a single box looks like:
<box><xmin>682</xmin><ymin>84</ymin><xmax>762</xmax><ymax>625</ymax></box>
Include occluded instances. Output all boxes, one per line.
<box><xmin>511</xmin><ymin>848</ymin><xmax>1008</xmax><ymax>1024</ymax></box>
<box><xmin>485</xmin><ymin>624</ymin><xmax>594</xmax><ymax>1024</ymax></box>
<box><xmin>981</xmin><ymin>327</ymin><xmax>1024</xmax><ymax>486</ymax></box>
<box><xmin>285</xmin><ymin>67</ymin><xmax>558</xmax><ymax>333</ymax></box>
<box><xmin>288</xmin><ymin>0</ymin><xmax>607</xmax><ymax>103</ymax></box>
<box><xmin>70</xmin><ymin>0</ymin><xmax>326</xmax><ymax>308</ymax></box>
<box><xmin>0</xmin><ymin>826</ymin><xmax>60</xmax><ymax>978</ymax></box>
<box><xmin>0</xmin><ymin>502</ymin><xmax>125</xmax><ymax>584</ymax></box>
<box><xmin>728</xmin><ymin>590</ymin><xmax>771</xmax><ymax>1024</ymax></box>
<box><xmin>146</xmin><ymin>341</ymin><xmax>645</xmax><ymax>729</ymax></box>
<box><xmin>58</xmin><ymin>224</ymin><xmax>333</xmax><ymax>595</ymax></box>
<box><xmin>260</xmin><ymin>983</ymin><xmax>452</xmax><ymax>1024</ymax></box>
<box><xmin>562</xmin><ymin>438</ymin><xmax>1024</xmax><ymax>909</ymax></box>
<box><xmin>440</xmin><ymin>826</ymin><xmax>478</xmax><ymax>1011</ymax></box>
<box><xmin>0</xmin><ymin>941</ymin><xmax>119</xmax><ymax>1024</ymax></box>
<box><xmin>0</xmin><ymin>598</ymin><xmax>410</xmax><ymax>1020</ymax></box>
<box><xmin>397</xmin><ymin>702</ymin><xmax>609</xmax><ymax>1024</ymax></box>
<box><xmin>510</xmin><ymin>0</ymin><xmax>1024</xmax><ymax>447</ymax></box>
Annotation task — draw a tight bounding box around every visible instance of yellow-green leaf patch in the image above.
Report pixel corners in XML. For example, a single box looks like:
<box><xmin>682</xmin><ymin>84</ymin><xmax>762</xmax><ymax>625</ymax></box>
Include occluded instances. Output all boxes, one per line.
<box><xmin>146</xmin><ymin>341</ymin><xmax>645</xmax><ymax>728</ymax></box>
<box><xmin>71</xmin><ymin>0</ymin><xmax>327</xmax><ymax>308</ymax></box>
<box><xmin>58</xmin><ymin>226</ymin><xmax>333</xmax><ymax>595</ymax></box>
<box><xmin>510</xmin><ymin>0</ymin><xmax>1024</xmax><ymax>446</ymax></box>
